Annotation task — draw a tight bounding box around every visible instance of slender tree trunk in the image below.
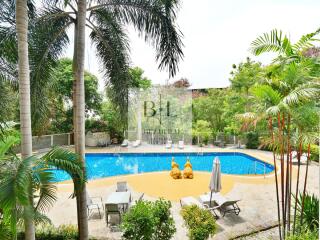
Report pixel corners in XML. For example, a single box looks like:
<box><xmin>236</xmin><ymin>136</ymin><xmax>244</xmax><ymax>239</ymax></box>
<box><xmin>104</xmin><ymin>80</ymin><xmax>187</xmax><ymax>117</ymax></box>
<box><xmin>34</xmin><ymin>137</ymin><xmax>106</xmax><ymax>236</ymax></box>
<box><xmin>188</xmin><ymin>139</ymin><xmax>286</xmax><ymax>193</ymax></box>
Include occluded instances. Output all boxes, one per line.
<box><xmin>284</xmin><ymin>114</ymin><xmax>291</xmax><ymax>233</ymax></box>
<box><xmin>278</xmin><ymin>113</ymin><xmax>285</xmax><ymax>238</ymax></box>
<box><xmin>73</xmin><ymin>22</ymin><xmax>78</xmax><ymax>154</ymax></box>
<box><xmin>72</xmin><ymin>21</ymin><xmax>81</xmax><ymax>234</ymax></box>
<box><xmin>293</xmin><ymin>141</ymin><xmax>302</xmax><ymax>234</ymax></box>
<box><xmin>74</xmin><ymin>1</ymin><xmax>89</xmax><ymax>239</ymax></box>
<box><xmin>299</xmin><ymin>143</ymin><xmax>311</xmax><ymax>227</ymax></box>
<box><xmin>15</xmin><ymin>1</ymin><xmax>35</xmax><ymax>240</ymax></box>
<box><xmin>269</xmin><ymin>117</ymin><xmax>282</xmax><ymax>240</ymax></box>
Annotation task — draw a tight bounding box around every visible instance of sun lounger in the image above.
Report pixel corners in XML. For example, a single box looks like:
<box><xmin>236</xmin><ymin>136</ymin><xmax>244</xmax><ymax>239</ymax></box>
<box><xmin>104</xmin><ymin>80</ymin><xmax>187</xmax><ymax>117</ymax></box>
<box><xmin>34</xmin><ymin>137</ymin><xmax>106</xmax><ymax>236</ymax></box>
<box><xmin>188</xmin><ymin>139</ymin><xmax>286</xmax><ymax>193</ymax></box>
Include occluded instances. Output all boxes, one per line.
<box><xmin>132</xmin><ymin>140</ymin><xmax>141</xmax><ymax>147</ymax></box>
<box><xmin>121</xmin><ymin>139</ymin><xmax>129</xmax><ymax>147</ymax></box>
<box><xmin>200</xmin><ymin>193</ymin><xmax>241</xmax><ymax>217</ymax></box>
<box><xmin>178</xmin><ymin>140</ymin><xmax>184</xmax><ymax>149</ymax></box>
<box><xmin>165</xmin><ymin>140</ymin><xmax>172</xmax><ymax>149</ymax></box>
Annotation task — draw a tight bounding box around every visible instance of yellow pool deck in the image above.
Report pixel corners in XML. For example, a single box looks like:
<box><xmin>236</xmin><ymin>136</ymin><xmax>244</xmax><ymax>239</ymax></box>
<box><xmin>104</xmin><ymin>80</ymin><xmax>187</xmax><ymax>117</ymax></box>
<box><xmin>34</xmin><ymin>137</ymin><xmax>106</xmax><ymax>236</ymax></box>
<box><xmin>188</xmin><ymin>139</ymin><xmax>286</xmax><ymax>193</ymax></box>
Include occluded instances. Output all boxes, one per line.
<box><xmin>56</xmin><ymin>146</ymin><xmax>294</xmax><ymax>202</ymax></box>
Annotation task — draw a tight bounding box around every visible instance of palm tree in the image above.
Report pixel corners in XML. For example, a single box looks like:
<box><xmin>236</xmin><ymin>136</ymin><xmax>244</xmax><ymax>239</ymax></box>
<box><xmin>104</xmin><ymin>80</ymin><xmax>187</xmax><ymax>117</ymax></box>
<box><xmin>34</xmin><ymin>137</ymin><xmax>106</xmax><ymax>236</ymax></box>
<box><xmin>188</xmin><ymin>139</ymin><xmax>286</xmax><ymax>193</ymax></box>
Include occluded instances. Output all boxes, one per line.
<box><xmin>249</xmin><ymin>29</ymin><xmax>320</xmax><ymax>239</ymax></box>
<box><xmin>2</xmin><ymin>1</ymin><xmax>183</xmax><ymax>238</ymax></box>
<box><xmin>0</xmin><ymin>136</ymin><xmax>84</xmax><ymax>240</ymax></box>
<box><xmin>14</xmin><ymin>0</ymin><xmax>34</xmax><ymax>239</ymax></box>
<box><xmin>35</xmin><ymin>1</ymin><xmax>184</xmax><ymax>238</ymax></box>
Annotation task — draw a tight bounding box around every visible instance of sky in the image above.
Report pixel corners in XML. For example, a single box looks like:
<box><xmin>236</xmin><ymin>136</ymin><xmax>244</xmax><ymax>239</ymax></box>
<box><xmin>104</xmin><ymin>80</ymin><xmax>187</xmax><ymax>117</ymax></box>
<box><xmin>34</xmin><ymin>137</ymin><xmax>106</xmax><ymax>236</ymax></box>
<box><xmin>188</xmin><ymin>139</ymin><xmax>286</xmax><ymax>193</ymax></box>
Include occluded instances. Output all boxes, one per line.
<box><xmin>63</xmin><ymin>0</ymin><xmax>320</xmax><ymax>90</ymax></box>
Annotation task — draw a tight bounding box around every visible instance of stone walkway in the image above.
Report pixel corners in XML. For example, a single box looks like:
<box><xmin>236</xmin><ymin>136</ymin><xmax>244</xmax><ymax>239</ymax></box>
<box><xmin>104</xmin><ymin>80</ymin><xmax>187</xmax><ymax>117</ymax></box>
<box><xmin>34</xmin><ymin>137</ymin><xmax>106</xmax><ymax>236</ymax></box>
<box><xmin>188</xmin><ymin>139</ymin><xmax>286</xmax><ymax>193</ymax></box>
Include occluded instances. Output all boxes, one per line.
<box><xmin>47</xmin><ymin>148</ymin><xmax>319</xmax><ymax>240</ymax></box>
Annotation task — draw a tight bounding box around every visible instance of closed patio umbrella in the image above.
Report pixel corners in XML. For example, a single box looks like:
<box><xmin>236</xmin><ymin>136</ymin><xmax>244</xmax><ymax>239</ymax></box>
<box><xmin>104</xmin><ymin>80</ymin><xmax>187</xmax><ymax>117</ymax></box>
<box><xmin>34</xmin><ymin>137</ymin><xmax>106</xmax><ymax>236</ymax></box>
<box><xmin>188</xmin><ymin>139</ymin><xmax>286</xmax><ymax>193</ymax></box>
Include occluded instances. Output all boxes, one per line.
<box><xmin>209</xmin><ymin>157</ymin><xmax>221</xmax><ymax>206</ymax></box>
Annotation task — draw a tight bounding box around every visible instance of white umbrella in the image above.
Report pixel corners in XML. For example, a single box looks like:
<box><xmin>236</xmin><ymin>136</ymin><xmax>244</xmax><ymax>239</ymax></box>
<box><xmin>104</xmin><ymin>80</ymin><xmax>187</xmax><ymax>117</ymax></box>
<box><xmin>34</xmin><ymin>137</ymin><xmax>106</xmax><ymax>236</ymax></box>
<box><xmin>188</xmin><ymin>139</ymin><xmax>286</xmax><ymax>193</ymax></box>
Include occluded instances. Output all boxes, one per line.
<box><xmin>209</xmin><ymin>157</ymin><xmax>221</xmax><ymax>206</ymax></box>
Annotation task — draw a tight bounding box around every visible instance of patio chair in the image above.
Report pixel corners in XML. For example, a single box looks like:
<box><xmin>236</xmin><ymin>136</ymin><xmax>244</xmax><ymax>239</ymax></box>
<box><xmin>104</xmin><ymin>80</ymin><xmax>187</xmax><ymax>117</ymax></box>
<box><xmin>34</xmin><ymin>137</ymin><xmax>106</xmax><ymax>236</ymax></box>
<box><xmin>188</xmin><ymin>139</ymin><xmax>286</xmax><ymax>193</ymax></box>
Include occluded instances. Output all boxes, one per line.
<box><xmin>180</xmin><ymin>196</ymin><xmax>219</xmax><ymax>217</ymax></box>
<box><xmin>165</xmin><ymin>140</ymin><xmax>172</xmax><ymax>149</ymax></box>
<box><xmin>86</xmin><ymin>192</ymin><xmax>104</xmax><ymax>219</ymax></box>
<box><xmin>116</xmin><ymin>181</ymin><xmax>128</xmax><ymax>192</ymax></box>
<box><xmin>178</xmin><ymin>140</ymin><xmax>184</xmax><ymax>149</ymax></box>
<box><xmin>132</xmin><ymin>140</ymin><xmax>141</xmax><ymax>147</ymax></box>
<box><xmin>105</xmin><ymin>203</ymin><xmax>122</xmax><ymax>225</ymax></box>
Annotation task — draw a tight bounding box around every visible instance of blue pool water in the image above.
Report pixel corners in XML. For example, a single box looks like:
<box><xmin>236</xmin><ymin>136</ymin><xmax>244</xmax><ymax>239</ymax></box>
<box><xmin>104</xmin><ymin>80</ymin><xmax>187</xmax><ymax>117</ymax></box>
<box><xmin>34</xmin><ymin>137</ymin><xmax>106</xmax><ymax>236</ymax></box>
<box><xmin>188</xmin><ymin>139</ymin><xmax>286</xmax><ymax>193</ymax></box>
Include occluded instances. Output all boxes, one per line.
<box><xmin>53</xmin><ymin>152</ymin><xmax>274</xmax><ymax>182</ymax></box>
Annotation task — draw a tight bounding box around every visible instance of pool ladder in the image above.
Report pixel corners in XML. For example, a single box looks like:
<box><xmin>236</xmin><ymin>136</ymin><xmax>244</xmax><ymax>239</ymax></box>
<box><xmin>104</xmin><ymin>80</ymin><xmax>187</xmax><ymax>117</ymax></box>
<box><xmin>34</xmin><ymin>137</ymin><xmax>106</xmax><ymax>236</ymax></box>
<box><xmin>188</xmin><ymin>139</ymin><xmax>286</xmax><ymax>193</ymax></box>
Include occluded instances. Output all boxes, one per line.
<box><xmin>248</xmin><ymin>162</ymin><xmax>266</xmax><ymax>178</ymax></box>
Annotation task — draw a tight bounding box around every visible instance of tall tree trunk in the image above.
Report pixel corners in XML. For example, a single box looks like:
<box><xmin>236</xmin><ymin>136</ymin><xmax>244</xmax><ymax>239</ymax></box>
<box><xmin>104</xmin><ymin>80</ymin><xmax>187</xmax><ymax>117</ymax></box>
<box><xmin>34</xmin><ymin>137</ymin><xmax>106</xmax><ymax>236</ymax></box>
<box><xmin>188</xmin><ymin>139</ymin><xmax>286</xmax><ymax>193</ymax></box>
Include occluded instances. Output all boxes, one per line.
<box><xmin>278</xmin><ymin>113</ymin><xmax>285</xmax><ymax>238</ymax></box>
<box><xmin>15</xmin><ymin>1</ymin><xmax>35</xmax><ymax>239</ymax></box>
<box><xmin>293</xmin><ymin>141</ymin><xmax>302</xmax><ymax>234</ymax></box>
<box><xmin>74</xmin><ymin>1</ymin><xmax>89</xmax><ymax>239</ymax></box>
<box><xmin>299</xmin><ymin>143</ymin><xmax>311</xmax><ymax>227</ymax></box>
<box><xmin>72</xmin><ymin>21</ymin><xmax>82</xmax><ymax>234</ymax></box>
<box><xmin>269</xmin><ymin>117</ymin><xmax>282</xmax><ymax>240</ymax></box>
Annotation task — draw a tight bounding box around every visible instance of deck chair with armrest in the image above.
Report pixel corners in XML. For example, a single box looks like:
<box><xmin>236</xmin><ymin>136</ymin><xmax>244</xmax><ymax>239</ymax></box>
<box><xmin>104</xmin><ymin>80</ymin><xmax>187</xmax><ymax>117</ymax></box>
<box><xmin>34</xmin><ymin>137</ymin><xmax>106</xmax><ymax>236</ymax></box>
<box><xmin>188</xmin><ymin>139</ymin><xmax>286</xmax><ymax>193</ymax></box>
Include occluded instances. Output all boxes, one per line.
<box><xmin>105</xmin><ymin>203</ymin><xmax>121</xmax><ymax>225</ymax></box>
<box><xmin>86</xmin><ymin>192</ymin><xmax>104</xmax><ymax>219</ymax></box>
<box><xmin>116</xmin><ymin>181</ymin><xmax>128</xmax><ymax>192</ymax></box>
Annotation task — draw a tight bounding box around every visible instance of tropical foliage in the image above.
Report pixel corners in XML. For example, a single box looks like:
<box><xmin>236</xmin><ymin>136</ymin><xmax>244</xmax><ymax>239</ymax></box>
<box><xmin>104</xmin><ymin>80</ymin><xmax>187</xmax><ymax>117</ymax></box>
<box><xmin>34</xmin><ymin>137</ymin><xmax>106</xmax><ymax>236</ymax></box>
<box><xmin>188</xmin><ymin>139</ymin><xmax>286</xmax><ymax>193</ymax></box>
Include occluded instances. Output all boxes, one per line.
<box><xmin>0</xmin><ymin>136</ymin><xmax>84</xmax><ymax>239</ymax></box>
<box><xmin>121</xmin><ymin>199</ymin><xmax>176</xmax><ymax>240</ymax></box>
<box><xmin>294</xmin><ymin>192</ymin><xmax>319</xmax><ymax>232</ymax></box>
<box><xmin>181</xmin><ymin>205</ymin><xmax>217</xmax><ymax>240</ymax></box>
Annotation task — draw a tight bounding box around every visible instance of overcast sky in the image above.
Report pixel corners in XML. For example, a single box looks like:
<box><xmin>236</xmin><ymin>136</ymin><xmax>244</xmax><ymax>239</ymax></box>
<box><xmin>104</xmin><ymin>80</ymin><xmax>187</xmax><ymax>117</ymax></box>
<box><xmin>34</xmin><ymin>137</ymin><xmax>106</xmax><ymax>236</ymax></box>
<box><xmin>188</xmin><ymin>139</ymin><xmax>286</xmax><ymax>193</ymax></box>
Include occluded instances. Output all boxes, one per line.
<box><xmin>63</xmin><ymin>0</ymin><xmax>320</xmax><ymax>90</ymax></box>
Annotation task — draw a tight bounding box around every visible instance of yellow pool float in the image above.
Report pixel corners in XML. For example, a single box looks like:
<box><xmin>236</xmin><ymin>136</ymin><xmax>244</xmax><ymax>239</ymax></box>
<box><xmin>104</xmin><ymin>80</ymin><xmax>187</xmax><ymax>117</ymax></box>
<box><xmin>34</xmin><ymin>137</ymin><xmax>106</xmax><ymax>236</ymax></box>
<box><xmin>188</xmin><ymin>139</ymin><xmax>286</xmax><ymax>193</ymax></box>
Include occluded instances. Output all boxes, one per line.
<box><xmin>170</xmin><ymin>157</ymin><xmax>182</xmax><ymax>179</ymax></box>
<box><xmin>183</xmin><ymin>158</ymin><xmax>193</xmax><ymax>179</ymax></box>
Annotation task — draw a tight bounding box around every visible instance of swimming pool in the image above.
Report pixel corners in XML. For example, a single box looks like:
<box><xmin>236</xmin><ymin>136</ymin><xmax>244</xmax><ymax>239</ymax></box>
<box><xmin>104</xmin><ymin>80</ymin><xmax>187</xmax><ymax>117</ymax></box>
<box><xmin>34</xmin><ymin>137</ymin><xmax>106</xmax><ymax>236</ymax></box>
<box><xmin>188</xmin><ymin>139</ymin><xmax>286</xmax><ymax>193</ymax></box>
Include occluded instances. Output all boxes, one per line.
<box><xmin>53</xmin><ymin>152</ymin><xmax>274</xmax><ymax>182</ymax></box>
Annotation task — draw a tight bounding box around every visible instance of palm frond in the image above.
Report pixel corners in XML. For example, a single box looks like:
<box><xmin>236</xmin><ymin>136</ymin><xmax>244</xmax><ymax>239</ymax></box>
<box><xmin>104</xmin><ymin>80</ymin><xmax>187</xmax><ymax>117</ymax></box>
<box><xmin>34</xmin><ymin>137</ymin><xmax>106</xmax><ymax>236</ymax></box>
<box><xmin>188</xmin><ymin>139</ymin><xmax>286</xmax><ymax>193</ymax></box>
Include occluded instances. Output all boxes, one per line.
<box><xmin>29</xmin><ymin>8</ymin><xmax>72</xmax><ymax>134</ymax></box>
<box><xmin>251</xmin><ymin>84</ymin><xmax>283</xmax><ymax>106</ymax></box>
<box><xmin>93</xmin><ymin>0</ymin><xmax>184</xmax><ymax>77</ymax></box>
<box><xmin>293</xmin><ymin>28</ymin><xmax>320</xmax><ymax>53</ymax></box>
<box><xmin>0</xmin><ymin>155</ymin><xmax>36</xmax><ymax>210</ymax></box>
<box><xmin>250</xmin><ymin>29</ymin><xmax>285</xmax><ymax>56</ymax></box>
<box><xmin>33</xmin><ymin>169</ymin><xmax>57</xmax><ymax>213</ymax></box>
<box><xmin>41</xmin><ymin>147</ymin><xmax>85</xmax><ymax>185</ymax></box>
<box><xmin>0</xmin><ymin>135</ymin><xmax>18</xmax><ymax>159</ymax></box>
<box><xmin>282</xmin><ymin>84</ymin><xmax>320</xmax><ymax>105</ymax></box>
<box><xmin>89</xmin><ymin>9</ymin><xmax>131</xmax><ymax>115</ymax></box>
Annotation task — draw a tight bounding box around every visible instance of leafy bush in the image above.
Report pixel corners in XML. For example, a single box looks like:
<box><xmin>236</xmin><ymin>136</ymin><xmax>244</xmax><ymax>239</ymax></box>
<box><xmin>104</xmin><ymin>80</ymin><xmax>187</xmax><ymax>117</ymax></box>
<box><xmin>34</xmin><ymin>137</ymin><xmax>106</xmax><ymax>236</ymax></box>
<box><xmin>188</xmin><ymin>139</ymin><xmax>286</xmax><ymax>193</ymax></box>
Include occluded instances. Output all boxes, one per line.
<box><xmin>121</xmin><ymin>199</ymin><xmax>176</xmax><ymax>240</ymax></box>
<box><xmin>181</xmin><ymin>205</ymin><xmax>217</xmax><ymax>240</ymax></box>
<box><xmin>309</xmin><ymin>144</ymin><xmax>319</xmax><ymax>162</ymax></box>
<box><xmin>17</xmin><ymin>224</ymin><xmax>79</xmax><ymax>240</ymax></box>
<box><xmin>246</xmin><ymin>131</ymin><xmax>259</xmax><ymax>149</ymax></box>
<box><xmin>85</xmin><ymin>119</ymin><xmax>108</xmax><ymax>133</ymax></box>
<box><xmin>295</xmin><ymin>192</ymin><xmax>319</xmax><ymax>232</ymax></box>
<box><xmin>286</xmin><ymin>230</ymin><xmax>318</xmax><ymax>240</ymax></box>
<box><xmin>192</xmin><ymin>120</ymin><xmax>212</xmax><ymax>146</ymax></box>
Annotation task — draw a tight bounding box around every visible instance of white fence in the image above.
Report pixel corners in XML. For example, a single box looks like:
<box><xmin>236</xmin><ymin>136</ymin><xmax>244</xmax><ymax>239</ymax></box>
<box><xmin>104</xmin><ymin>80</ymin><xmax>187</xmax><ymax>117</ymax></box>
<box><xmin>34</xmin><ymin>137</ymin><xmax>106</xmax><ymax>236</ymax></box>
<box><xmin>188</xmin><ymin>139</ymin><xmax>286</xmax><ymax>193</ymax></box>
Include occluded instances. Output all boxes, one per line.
<box><xmin>32</xmin><ymin>133</ymin><xmax>74</xmax><ymax>151</ymax></box>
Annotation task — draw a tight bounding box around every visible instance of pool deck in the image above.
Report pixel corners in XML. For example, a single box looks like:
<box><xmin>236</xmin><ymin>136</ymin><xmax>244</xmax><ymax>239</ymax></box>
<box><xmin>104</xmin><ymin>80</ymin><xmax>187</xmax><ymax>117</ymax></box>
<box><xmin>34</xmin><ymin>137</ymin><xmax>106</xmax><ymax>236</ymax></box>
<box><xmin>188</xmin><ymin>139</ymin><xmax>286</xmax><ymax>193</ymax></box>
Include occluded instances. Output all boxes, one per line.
<box><xmin>47</xmin><ymin>145</ymin><xmax>319</xmax><ymax>239</ymax></box>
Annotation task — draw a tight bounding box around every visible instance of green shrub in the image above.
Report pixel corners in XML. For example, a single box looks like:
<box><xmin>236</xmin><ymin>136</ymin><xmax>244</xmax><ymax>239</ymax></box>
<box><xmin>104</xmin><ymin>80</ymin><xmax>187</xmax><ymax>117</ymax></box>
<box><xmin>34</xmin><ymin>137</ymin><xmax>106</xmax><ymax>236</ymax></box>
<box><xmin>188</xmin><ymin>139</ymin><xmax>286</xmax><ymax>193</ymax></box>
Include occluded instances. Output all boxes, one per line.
<box><xmin>309</xmin><ymin>144</ymin><xmax>319</xmax><ymax>162</ymax></box>
<box><xmin>121</xmin><ymin>199</ymin><xmax>176</xmax><ymax>240</ymax></box>
<box><xmin>17</xmin><ymin>224</ymin><xmax>79</xmax><ymax>240</ymax></box>
<box><xmin>181</xmin><ymin>205</ymin><xmax>217</xmax><ymax>240</ymax></box>
<box><xmin>85</xmin><ymin>119</ymin><xmax>108</xmax><ymax>133</ymax></box>
<box><xmin>286</xmin><ymin>230</ymin><xmax>318</xmax><ymax>240</ymax></box>
<box><xmin>246</xmin><ymin>131</ymin><xmax>259</xmax><ymax>149</ymax></box>
<box><xmin>295</xmin><ymin>192</ymin><xmax>319</xmax><ymax>232</ymax></box>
